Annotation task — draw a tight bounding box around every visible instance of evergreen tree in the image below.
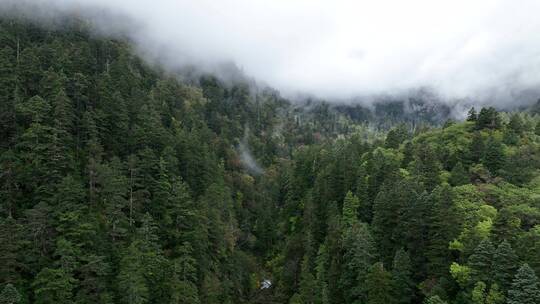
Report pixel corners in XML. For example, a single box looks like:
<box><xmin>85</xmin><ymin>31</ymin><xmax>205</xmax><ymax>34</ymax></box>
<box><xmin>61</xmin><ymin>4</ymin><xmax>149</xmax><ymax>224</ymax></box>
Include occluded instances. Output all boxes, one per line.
<box><xmin>392</xmin><ymin>248</ymin><xmax>413</xmax><ymax>304</ymax></box>
<box><xmin>476</xmin><ymin>107</ymin><xmax>501</xmax><ymax>130</ymax></box>
<box><xmin>32</xmin><ymin>267</ymin><xmax>76</xmax><ymax>304</ymax></box>
<box><xmin>449</xmin><ymin>162</ymin><xmax>469</xmax><ymax>186</ymax></box>
<box><xmin>340</xmin><ymin>222</ymin><xmax>377</xmax><ymax>304</ymax></box>
<box><xmin>507</xmin><ymin>114</ymin><xmax>524</xmax><ymax>134</ymax></box>
<box><xmin>117</xmin><ymin>242</ymin><xmax>149</xmax><ymax>304</ymax></box>
<box><xmin>0</xmin><ymin>47</ymin><xmax>17</xmax><ymax>147</ymax></box>
<box><xmin>467</xmin><ymin>107</ymin><xmax>477</xmax><ymax>122</ymax></box>
<box><xmin>0</xmin><ymin>217</ymin><xmax>23</xmax><ymax>285</ymax></box>
<box><xmin>469</xmin><ymin>131</ymin><xmax>485</xmax><ymax>164</ymax></box>
<box><xmin>366</xmin><ymin>262</ymin><xmax>395</xmax><ymax>304</ymax></box>
<box><xmin>424</xmin><ymin>295</ymin><xmax>447</xmax><ymax>304</ymax></box>
<box><xmin>492</xmin><ymin>240</ymin><xmax>518</xmax><ymax>292</ymax></box>
<box><xmin>468</xmin><ymin>239</ymin><xmax>495</xmax><ymax>284</ymax></box>
<box><xmin>482</xmin><ymin>135</ymin><xmax>505</xmax><ymax>174</ymax></box>
<box><xmin>426</xmin><ymin>185</ymin><xmax>458</xmax><ymax>278</ymax></box>
<box><xmin>0</xmin><ymin>284</ymin><xmax>20</xmax><ymax>304</ymax></box>
<box><xmin>412</xmin><ymin>144</ymin><xmax>441</xmax><ymax>191</ymax></box>
<box><xmin>507</xmin><ymin>264</ymin><xmax>540</xmax><ymax>304</ymax></box>
<box><xmin>169</xmin><ymin>243</ymin><xmax>200</xmax><ymax>304</ymax></box>
<box><xmin>341</xmin><ymin>191</ymin><xmax>359</xmax><ymax>229</ymax></box>
<box><xmin>385</xmin><ymin>124</ymin><xmax>408</xmax><ymax>149</ymax></box>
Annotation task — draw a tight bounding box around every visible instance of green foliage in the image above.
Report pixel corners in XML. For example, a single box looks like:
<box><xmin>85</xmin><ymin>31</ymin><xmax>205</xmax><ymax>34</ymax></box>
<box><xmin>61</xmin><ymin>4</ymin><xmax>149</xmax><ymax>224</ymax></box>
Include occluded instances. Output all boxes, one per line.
<box><xmin>507</xmin><ymin>264</ymin><xmax>540</xmax><ymax>304</ymax></box>
<box><xmin>1</xmin><ymin>16</ymin><xmax>539</xmax><ymax>304</ymax></box>
<box><xmin>0</xmin><ymin>284</ymin><xmax>21</xmax><ymax>304</ymax></box>
<box><xmin>392</xmin><ymin>248</ymin><xmax>413</xmax><ymax>304</ymax></box>
<box><xmin>493</xmin><ymin>240</ymin><xmax>518</xmax><ymax>292</ymax></box>
<box><xmin>449</xmin><ymin>162</ymin><xmax>469</xmax><ymax>186</ymax></box>
<box><xmin>341</xmin><ymin>191</ymin><xmax>360</xmax><ymax>229</ymax></box>
<box><xmin>476</xmin><ymin>107</ymin><xmax>501</xmax><ymax>130</ymax></box>
<box><xmin>468</xmin><ymin>239</ymin><xmax>495</xmax><ymax>283</ymax></box>
<box><xmin>482</xmin><ymin>135</ymin><xmax>505</xmax><ymax>174</ymax></box>
<box><xmin>424</xmin><ymin>295</ymin><xmax>448</xmax><ymax>304</ymax></box>
<box><xmin>366</xmin><ymin>262</ymin><xmax>395</xmax><ymax>304</ymax></box>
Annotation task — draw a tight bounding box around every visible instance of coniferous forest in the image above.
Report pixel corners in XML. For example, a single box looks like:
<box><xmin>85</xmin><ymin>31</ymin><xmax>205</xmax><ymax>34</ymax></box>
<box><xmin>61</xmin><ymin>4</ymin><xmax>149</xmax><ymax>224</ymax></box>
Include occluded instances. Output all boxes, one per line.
<box><xmin>3</xmin><ymin>16</ymin><xmax>540</xmax><ymax>304</ymax></box>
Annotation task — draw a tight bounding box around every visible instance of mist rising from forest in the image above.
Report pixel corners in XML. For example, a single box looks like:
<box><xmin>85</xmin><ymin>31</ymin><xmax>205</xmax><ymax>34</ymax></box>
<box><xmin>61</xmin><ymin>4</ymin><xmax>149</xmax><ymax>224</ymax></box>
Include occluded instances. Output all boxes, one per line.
<box><xmin>3</xmin><ymin>0</ymin><xmax>540</xmax><ymax>107</ymax></box>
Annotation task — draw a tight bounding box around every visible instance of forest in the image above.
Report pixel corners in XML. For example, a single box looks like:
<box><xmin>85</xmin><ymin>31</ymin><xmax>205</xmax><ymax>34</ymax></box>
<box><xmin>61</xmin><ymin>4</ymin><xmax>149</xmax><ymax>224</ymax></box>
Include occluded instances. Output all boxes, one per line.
<box><xmin>1</xmin><ymin>17</ymin><xmax>540</xmax><ymax>304</ymax></box>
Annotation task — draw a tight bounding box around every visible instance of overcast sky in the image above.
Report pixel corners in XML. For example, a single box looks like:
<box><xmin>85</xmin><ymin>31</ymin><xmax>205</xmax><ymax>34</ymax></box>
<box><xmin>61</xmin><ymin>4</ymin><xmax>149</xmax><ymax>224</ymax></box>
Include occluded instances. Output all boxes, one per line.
<box><xmin>5</xmin><ymin>0</ymin><xmax>540</xmax><ymax>103</ymax></box>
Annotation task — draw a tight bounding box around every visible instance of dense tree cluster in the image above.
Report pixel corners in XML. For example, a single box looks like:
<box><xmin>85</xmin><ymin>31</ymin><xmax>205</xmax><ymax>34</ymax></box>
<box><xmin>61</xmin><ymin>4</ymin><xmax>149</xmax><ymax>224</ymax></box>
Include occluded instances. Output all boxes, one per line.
<box><xmin>2</xmin><ymin>17</ymin><xmax>540</xmax><ymax>304</ymax></box>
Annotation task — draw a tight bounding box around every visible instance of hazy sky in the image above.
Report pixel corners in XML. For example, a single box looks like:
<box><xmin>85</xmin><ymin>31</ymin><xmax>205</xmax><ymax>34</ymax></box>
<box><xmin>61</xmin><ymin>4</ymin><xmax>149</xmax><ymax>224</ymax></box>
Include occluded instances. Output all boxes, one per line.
<box><xmin>5</xmin><ymin>0</ymin><xmax>540</xmax><ymax>103</ymax></box>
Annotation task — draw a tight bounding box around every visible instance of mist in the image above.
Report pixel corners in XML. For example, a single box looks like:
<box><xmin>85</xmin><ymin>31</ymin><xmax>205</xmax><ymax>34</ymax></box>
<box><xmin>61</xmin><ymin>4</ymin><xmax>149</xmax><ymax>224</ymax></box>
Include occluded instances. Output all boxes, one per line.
<box><xmin>3</xmin><ymin>0</ymin><xmax>540</xmax><ymax>106</ymax></box>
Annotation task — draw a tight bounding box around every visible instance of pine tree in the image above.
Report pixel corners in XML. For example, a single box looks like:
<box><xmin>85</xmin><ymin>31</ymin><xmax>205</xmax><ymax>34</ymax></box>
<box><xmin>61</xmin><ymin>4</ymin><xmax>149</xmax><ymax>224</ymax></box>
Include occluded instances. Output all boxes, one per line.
<box><xmin>426</xmin><ymin>185</ymin><xmax>459</xmax><ymax>278</ymax></box>
<box><xmin>385</xmin><ymin>124</ymin><xmax>408</xmax><ymax>149</ymax></box>
<box><xmin>469</xmin><ymin>131</ymin><xmax>485</xmax><ymax>164</ymax></box>
<box><xmin>485</xmin><ymin>283</ymin><xmax>504</xmax><ymax>304</ymax></box>
<box><xmin>169</xmin><ymin>242</ymin><xmax>200</xmax><ymax>304</ymax></box>
<box><xmin>392</xmin><ymin>248</ymin><xmax>413</xmax><ymax>304</ymax></box>
<box><xmin>507</xmin><ymin>264</ymin><xmax>540</xmax><ymax>304</ymax></box>
<box><xmin>482</xmin><ymin>135</ymin><xmax>505</xmax><ymax>174</ymax></box>
<box><xmin>340</xmin><ymin>222</ymin><xmax>377</xmax><ymax>304</ymax></box>
<box><xmin>412</xmin><ymin>144</ymin><xmax>441</xmax><ymax>191</ymax></box>
<box><xmin>315</xmin><ymin>242</ymin><xmax>330</xmax><ymax>304</ymax></box>
<box><xmin>117</xmin><ymin>242</ymin><xmax>149</xmax><ymax>304</ymax></box>
<box><xmin>341</xmin><ymin>191</ymin><xmax>359</xmax><ymax>229</ymax></box>
<box><xmin>468</xmin><ymin>239</ymin><xmax>495</xmax><ymax>284</ymax></box>
<box><xmin>0</xmin><ymin>217</ymin><xmax>23</xmax><ymax>285</ymax></box>
<box><xmin>401</xmin><ymin>141</ymin><xmax>414</xmax><ymax>168</ymax></box>
<box><xmin>424</xmin><ymin>295</ymin><xmax>447</xmax><ymax>304</ymax></box>
<box><xmin>467</xmin><ymin>107</ymin><xmax>478</xmax><ymax>122</ymax></box>
<box><xmin>0</xmin><ymin>47</ymin><xmax>17</xmax><ymax>147</ymax></box>
<box><xmin>372</xmin><ymin>175</ymin><xmax>416</xmax><ymax>265</ymax></box>
<box><xmin>476</xmin><ymin>107</ymin><xmax>501</xmax><ymax>130</ymax></box>
<box><xmin>32</xmin><ymin>267</ymin><xmax>76</xmax><ymax>304</ymax></box>
<box><xmin>0</xmin><ymin>284</ymin><xmax>21</xmax><ymax>304</ymax></box>
<box><xmin>298</xmin><ymin>255</ymin><xmax>317</xmax><ymax>304</ymax></box>
<box><xmin>449</xmin><ymin>162</ymin><xmax>469</xmax><ymax>186</ymax></box>
<box><xmin>507</xmin><ymin>114</ymin><xmax>524</xmax><ymax>134</ymax></box>
<box><xmin>366</xmin><ymin>262</ymin><xmax>395</xmax><ymax>304</ymax></box>
<box><xmin>493</xmin><ymin>240</ymin><xmax>518</xmax><ymax>292</ymax></box>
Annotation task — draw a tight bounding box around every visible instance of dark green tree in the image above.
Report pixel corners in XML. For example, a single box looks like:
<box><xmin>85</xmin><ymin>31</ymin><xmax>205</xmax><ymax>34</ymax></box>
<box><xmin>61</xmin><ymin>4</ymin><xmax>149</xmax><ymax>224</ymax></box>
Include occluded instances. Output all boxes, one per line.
<box><xmin>340</xmin><ymin>222</ymin><xmax>377</xmax><ymax>304</ymax></box>
<box><xmin>366</xmin><ymin>262</ymin><xmax>395</xmax><ymax>304</ymax></box>
<box><xmin>467</xmin><ymin>107</ymin><xmax>477</xmax><ymax>122</ymax></box>
<box><xmin>0</xmin><ymin>284</ymin><xmax>21</xmax><ymax>304</ymax></box>
<box><xmin>341</xmin><ymin>191</ymin><xmax>359</xmax><ymax>229</ymax></box>
<box><xmin>392</xmin><ymin>248</ymin><xmax>414</xmax><ymax>304</ymax></box>
<box><xmin>449</xmin><ymin>162</ymin><xmax>469</xmax><ymax>186</ymax></box>
<box><xmin>493</xmin><ymin>240</ymin><xmax>519</xmax><ymax>292</ymax></box>
<box><xmin>468</xmin><ymin>239</ymin><xmax>495</xmax><ymax>284</ymax></box>
<box><xmin>482</xmin><ymin>135</ymin><xmax>505</xmax><ymax>174</ymax></box>
<box><xmin>507</xmin><ymin>264</ymin><xmax>540</xmax><ymax>304</ymax></box>
<box><xmin>476</xmin><ymin>107</ymin><xmax>501</xmax><ymax>130</ymax></box>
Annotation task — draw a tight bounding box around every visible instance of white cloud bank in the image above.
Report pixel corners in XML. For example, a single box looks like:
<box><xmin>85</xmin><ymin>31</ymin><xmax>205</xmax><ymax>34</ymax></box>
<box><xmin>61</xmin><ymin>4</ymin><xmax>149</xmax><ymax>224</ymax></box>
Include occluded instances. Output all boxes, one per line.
<box><xmin>4</xmin><ymin>0</ymin><xmax>540</xmax><ymax>104</ymax></box>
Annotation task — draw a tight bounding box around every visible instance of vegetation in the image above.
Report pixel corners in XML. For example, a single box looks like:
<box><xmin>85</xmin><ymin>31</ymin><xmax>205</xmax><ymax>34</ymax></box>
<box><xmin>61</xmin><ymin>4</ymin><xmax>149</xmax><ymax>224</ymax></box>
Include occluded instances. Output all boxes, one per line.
<box><xmin>2</xmin><ymin>17</ymin><xmax>540</xmax><ymax>304</ymax></box>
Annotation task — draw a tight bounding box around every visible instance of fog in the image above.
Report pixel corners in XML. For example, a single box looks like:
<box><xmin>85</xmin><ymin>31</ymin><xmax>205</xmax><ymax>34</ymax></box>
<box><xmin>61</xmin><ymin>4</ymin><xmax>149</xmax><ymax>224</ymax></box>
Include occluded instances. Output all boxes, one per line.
<box><xmin>4</xmin><ymin>0</ymin><xmax>540</xmax><ymax>105</ymax></box>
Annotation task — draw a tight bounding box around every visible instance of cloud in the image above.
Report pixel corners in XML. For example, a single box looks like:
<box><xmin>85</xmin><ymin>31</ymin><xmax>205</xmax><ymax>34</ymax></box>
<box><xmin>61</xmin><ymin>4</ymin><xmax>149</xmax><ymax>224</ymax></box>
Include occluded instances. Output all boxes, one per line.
<box><xmin>4</xmin><ymin>0</ymin><xmax>540</xmax><ymax>105</ymax></box>
<box><xmin>237</xmin><ymin>141</ymin><xmax>264</xmax><ymax>175</ymax></box>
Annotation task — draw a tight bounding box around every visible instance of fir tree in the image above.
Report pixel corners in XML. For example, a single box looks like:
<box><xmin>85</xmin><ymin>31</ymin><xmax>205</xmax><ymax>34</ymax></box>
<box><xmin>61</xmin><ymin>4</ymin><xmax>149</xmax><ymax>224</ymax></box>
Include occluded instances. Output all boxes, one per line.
<box><xmin>507</xmin><ymin>264</ymin><xmax>540</xmax><ymax>304</ymax></box>
<box><xmin>392</xmin><ymin>248</ymin><xmax>414</xmax><ymax>304</ymax></box>
<box><xmin>468</xmin><ymin>239</ymin><xmax>495</xmax><ymax>284</ymax></box>
<box><xmin>424</xmin><ymin>295</ymin><xmax>447</xmax><ymax>304</ymax></box>
<box><xmin>482</xmin><ymin>135</ymin><xmax>505</xmax><ymax>174</ymax></box>
<box><xmin>449</xmin><ymin>162</ymin><xmax>469</xmax><ymax>186</ymax></box>
<box><xmin>341</xmin><ymin>191</ymin><xmax>360</xmax><ymax>229</ymax></box>
<box><xmin>0</xmin><ymin>284</ymin><xmax>20</xmax><ymax>304</ymax></box>
<box><xmin>493</xmin><ymin>240</ymin><xmax>518</xmax><ymax>292</ymax></box>
<box><xmin>467</xmin><ymin>107</ymin><xmax>477</xmax><ymax>122</ymax></box>
<box><xmin>366</xmin><ymin>262</ymin><xmax>395</xmax><ymax>304</ymax></box>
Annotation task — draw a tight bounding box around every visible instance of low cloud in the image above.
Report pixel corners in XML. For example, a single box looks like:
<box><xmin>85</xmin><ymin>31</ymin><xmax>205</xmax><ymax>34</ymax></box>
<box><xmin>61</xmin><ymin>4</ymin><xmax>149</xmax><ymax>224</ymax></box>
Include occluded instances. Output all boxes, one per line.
<box><xmin>4</xmin><ymin>0</ymin><xmax>540</xmax><ymax>106</ymax></box>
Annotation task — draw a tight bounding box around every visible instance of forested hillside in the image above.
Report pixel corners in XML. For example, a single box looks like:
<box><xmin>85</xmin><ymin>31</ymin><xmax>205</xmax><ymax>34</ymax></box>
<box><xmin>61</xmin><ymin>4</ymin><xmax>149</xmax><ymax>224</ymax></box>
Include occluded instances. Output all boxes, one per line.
<box><xmin>2</xmin><ymin>17</ymin><xmax>540</xmax><ymax>304</ymax></box>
